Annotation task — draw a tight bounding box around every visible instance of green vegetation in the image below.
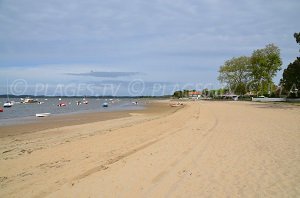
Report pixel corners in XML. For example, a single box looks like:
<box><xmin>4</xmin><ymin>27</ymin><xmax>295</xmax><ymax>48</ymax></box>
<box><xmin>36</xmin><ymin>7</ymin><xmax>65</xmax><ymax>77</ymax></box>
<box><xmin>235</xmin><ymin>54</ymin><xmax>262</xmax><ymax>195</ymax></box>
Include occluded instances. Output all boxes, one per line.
<box><xmin>218</xmin><ymin>56</ymin><xmax>251</xmax><ymax>95</ymax></box>
<box><xmin>173</xmin><ymin>33</ymin><xmax>299</xmax><ymax>99</ymax></box>
<box><xmin>294</xmin><ymin>32</ymin><xmax>300</xmax><ymax>45</ymax></box>
<box><xmin>280</xmin><ymin>32</ymin><xmax>300</xmax><ymax>98</ymax></box>
<box><xmin>280</xmin><ymin>58</ymin><xmax>300</xmax><ymax>97</ymax></box>
<box><xmin>250</xmin><ymin>44</ymin><xmax>282</xmax><ymax>95</ymax></box>
<box><xmin>173</xmin><ymin>89</ymin><xmax>196</xmax><ymax>98</ymax></box>
<box><xmin>218</xmin><ymin>43</ymin><xmax>282</xmax><ymax>96</ymax></box>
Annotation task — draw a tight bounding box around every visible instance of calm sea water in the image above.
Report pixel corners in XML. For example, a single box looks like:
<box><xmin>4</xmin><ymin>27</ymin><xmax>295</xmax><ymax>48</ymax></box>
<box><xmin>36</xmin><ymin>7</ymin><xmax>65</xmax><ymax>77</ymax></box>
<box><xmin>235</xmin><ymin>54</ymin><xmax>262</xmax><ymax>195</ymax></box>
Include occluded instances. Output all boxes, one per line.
<box><xmin>0</xmin><ymin>98</ymin><xmax>143</xmax><ymax>125</ymax></box>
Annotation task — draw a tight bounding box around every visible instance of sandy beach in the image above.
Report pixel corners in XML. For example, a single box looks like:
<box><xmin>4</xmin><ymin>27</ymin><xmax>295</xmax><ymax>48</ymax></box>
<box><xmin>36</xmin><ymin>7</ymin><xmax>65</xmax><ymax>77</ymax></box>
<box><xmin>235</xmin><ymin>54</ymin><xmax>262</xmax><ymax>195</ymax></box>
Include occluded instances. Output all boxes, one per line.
<box><xmin>0</xmin><ymin>100</ymin><xmax>299</xmax><ymax>197</ymax></box>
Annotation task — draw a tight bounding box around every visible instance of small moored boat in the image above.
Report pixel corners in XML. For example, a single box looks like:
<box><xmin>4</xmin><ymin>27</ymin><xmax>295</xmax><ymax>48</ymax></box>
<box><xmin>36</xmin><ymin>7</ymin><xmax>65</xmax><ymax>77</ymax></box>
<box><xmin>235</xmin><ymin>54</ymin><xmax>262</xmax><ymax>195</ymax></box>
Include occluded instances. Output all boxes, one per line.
<box><xmin>102</xmin><ymin>102</ymin><xmax>108</xmax><ymax>107</ymax></box>
<box><xmin>36</xmin><ymin>113</ymin><xmax>51</xmax><ymax>117</ymax></box>
<box><xmin>57</xmin><ymin>103</ymin><xmax>66</xmax><ymax>107</ymax></box>
<box><xmin>4</xmin><ymin>81</ymin><xmax>13</xmax><ymax>108</ymax></box>
<box><xmin>23</xmin><ymin>98</ymin><xmax>38</xmax><ymax>104</ymax></box>
<box><xmin>3</xmin><ymin>101</ymin><xmax>13</xmax><ymax>108</ymax></box>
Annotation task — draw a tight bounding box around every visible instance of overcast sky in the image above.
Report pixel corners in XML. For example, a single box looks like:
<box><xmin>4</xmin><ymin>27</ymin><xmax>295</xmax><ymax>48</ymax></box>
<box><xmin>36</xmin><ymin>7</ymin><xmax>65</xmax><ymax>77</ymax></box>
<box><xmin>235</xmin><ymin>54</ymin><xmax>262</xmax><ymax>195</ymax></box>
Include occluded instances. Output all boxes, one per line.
<box><xmin>0</xmin><ymin>0</ymin><xmax>299</xmax><ymax>96</ymax></box>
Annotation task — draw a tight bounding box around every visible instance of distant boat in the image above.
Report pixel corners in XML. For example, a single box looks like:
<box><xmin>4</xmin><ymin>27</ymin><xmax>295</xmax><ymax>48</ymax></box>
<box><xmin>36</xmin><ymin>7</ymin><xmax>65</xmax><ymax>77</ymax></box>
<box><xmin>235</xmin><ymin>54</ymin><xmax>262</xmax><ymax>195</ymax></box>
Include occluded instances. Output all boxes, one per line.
<box><xmin>3</xmin><ymin>80</ymin><xmax>13</xmax><ymax>108</ymax></box>
<box><xmin>83</xmin><ymin>100</ymin><xmax>88</xmax><ymax>104</ymax></box>
<box><xmin>102</xmin><ymin>102</ymin><xmax>108</xmax><ymax>107</ymax></box>
<box><xmin>59</xmin><ymin>98</ymin><xmax>62</xmax><ymax>101</ymax></box>
<box><xmin>57</xmin><ymin>102</ymin><xmax>66</xmax><ymax>107</ymax></box>
<box><xmin>36</xmin><ymin>113</ymin><xmax>51</xmax><ymax>117</ymax></box>
<box><xmin>3</xmin><ymin>101</ymin><xmax>13</xmax><ymax>108</ymax></box>
<box><xmin>23</xmin><ymin>98</ymin><xmax>38</xmax><ymax>104</ymax></box>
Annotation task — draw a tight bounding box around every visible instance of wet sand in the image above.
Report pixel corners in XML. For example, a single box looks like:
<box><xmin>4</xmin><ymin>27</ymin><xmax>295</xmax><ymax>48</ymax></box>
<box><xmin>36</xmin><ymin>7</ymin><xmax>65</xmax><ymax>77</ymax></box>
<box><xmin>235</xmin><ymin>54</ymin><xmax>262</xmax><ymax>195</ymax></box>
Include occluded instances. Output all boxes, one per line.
<box><xmin>0</xmin><ymin>101</ymin><xmax>299</xmax><ymax>197</ymax></box>
<box><xmin>0</xmin><ymin>100</ymin><xmax>172</xmax><ymax>138</ymax></box>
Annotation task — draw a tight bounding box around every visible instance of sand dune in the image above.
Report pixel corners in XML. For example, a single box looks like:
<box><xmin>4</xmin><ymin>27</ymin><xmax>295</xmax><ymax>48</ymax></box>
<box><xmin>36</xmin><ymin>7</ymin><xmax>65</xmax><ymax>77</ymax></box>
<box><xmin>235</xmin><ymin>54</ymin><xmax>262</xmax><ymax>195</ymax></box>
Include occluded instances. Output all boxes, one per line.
<box><xmin>0</xmin><ymin>101</ymin><xmax>299</xmax><ymax>197</ymax></box>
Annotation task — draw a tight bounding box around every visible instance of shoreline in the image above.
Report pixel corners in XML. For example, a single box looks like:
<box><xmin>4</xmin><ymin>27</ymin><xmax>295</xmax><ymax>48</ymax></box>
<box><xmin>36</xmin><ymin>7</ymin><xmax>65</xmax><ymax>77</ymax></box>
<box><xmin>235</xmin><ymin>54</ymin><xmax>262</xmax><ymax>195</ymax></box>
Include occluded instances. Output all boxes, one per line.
<box><xmin>0</xmin><ymin>98</ymin><xmax>146</xmax><ymax>126</ymax></box>
<box><xmin>0</xmin><ymin>100</ymin><xmax>176</xmax><ymax>138</ymax></box>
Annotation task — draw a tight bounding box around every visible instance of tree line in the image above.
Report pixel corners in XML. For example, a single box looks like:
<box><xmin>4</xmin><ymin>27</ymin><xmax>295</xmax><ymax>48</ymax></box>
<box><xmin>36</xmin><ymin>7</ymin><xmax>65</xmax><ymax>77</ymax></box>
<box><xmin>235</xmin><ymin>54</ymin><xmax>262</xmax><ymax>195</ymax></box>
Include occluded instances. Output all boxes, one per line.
<box><xmin>218</xmin><ymin>33</ymin><xmax>300</xmax><ymax>97</ymax></box>
<box><xmin>173</xmin><ymin>90</ymin><xmax>196</xmax><ymax>98</ymax></box>
<box><xmin>280</xmin><ymin>33</ymin><xmax>300</xmax><ymax>98</ymax></box>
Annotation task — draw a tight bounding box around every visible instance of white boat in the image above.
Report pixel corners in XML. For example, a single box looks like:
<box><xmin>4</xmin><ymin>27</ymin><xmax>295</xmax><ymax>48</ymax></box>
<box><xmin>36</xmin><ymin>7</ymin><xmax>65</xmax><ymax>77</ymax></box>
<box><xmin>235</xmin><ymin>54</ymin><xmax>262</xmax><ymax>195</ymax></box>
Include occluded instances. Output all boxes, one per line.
<box><xmin>23</xmin><ymin>98</ymin><xmax>38</xmax><ymax>104</ymax></box>
<box><xmin>3</xmin><ymin>81</ymin><xmax>13</xmax><ymax>108</ymax></box>
<box><xmin>102</xmin><ymin>102</ymin><xmax>108</xmax><ymax>107</ymax></box>
<box><xmin>3</xmin><ymin>101</ymin><xmax>13</xmax><ymax>108</ymax></box>
<box><xmin>36</xmin><ymin>113</ymin><xmax>51</xmax><ymax>117</ymax></box>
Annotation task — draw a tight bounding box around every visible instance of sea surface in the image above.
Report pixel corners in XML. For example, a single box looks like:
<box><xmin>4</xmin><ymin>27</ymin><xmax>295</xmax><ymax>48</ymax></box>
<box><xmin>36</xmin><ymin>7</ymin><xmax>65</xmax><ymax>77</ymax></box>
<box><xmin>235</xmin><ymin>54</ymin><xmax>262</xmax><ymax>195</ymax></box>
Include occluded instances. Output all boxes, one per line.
<box><xmin>0</xmin><ymin>98</ymin><xmax>143</xmax><ymax>125</ymax></box>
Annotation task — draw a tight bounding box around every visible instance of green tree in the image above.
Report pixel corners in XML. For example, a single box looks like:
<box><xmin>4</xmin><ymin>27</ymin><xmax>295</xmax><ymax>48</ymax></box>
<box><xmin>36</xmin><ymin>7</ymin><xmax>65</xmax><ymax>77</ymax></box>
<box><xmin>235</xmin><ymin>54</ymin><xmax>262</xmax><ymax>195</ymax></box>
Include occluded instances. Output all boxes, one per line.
<box><xmin>280</xmin><ymin>58</ymin><xmax>300</xmax><ymax>96</ymax></box>
<box><xmin>250</xmin><ymin>44</ymin><xmax>282</xmax><ymax>96</ymax></box>
<box><xmin>280</xmin><ymin>33</ymin><xmax>300</xmax><ymax>97</ymax></box>
<box><xmin>183</xmin><ymin>89</ymin><xmax>189</xmax><ymax>97</ymax></box>
<box><xmin>202</xmin><ymin>88</ymin><xmax>209</xmax><ymax>96</ymax></box>
<box><xmin>218</xmin><ymin>56</ymin><xmax>251</xmax><ymax>95</ymax></box>
<box><xmin>294</xmin><ymin>32</ymin><xmax>300</xmax><ymax>55</ymax></box>
<box><xmin>294</xmin><ymin>32</ymin><xmax>300</xmax><ymax>45</ymax></box>
<box><xmin>173</xmin><ymin>90</ymin><xmax>183</xmax><ymax>98</ymax></box>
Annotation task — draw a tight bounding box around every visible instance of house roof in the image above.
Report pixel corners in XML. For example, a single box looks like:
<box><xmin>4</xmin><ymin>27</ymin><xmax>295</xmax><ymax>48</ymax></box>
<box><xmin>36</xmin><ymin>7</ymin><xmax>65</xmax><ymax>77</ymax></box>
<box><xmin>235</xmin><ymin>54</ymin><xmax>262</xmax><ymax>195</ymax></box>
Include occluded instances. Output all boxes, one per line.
<box><xmin>189</xmin><ymin>91</ymin><xmax>201</xmax><ymax>95</ymax></box>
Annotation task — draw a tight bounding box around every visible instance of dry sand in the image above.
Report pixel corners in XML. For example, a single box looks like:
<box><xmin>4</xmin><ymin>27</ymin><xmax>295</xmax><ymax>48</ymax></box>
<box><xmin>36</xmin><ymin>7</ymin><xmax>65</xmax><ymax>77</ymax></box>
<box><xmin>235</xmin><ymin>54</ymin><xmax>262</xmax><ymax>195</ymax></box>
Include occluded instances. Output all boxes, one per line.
<box><xmin>0</xmin><ymin>101</ymin><xmax>299</xmax><ymax>197</ymax></box>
